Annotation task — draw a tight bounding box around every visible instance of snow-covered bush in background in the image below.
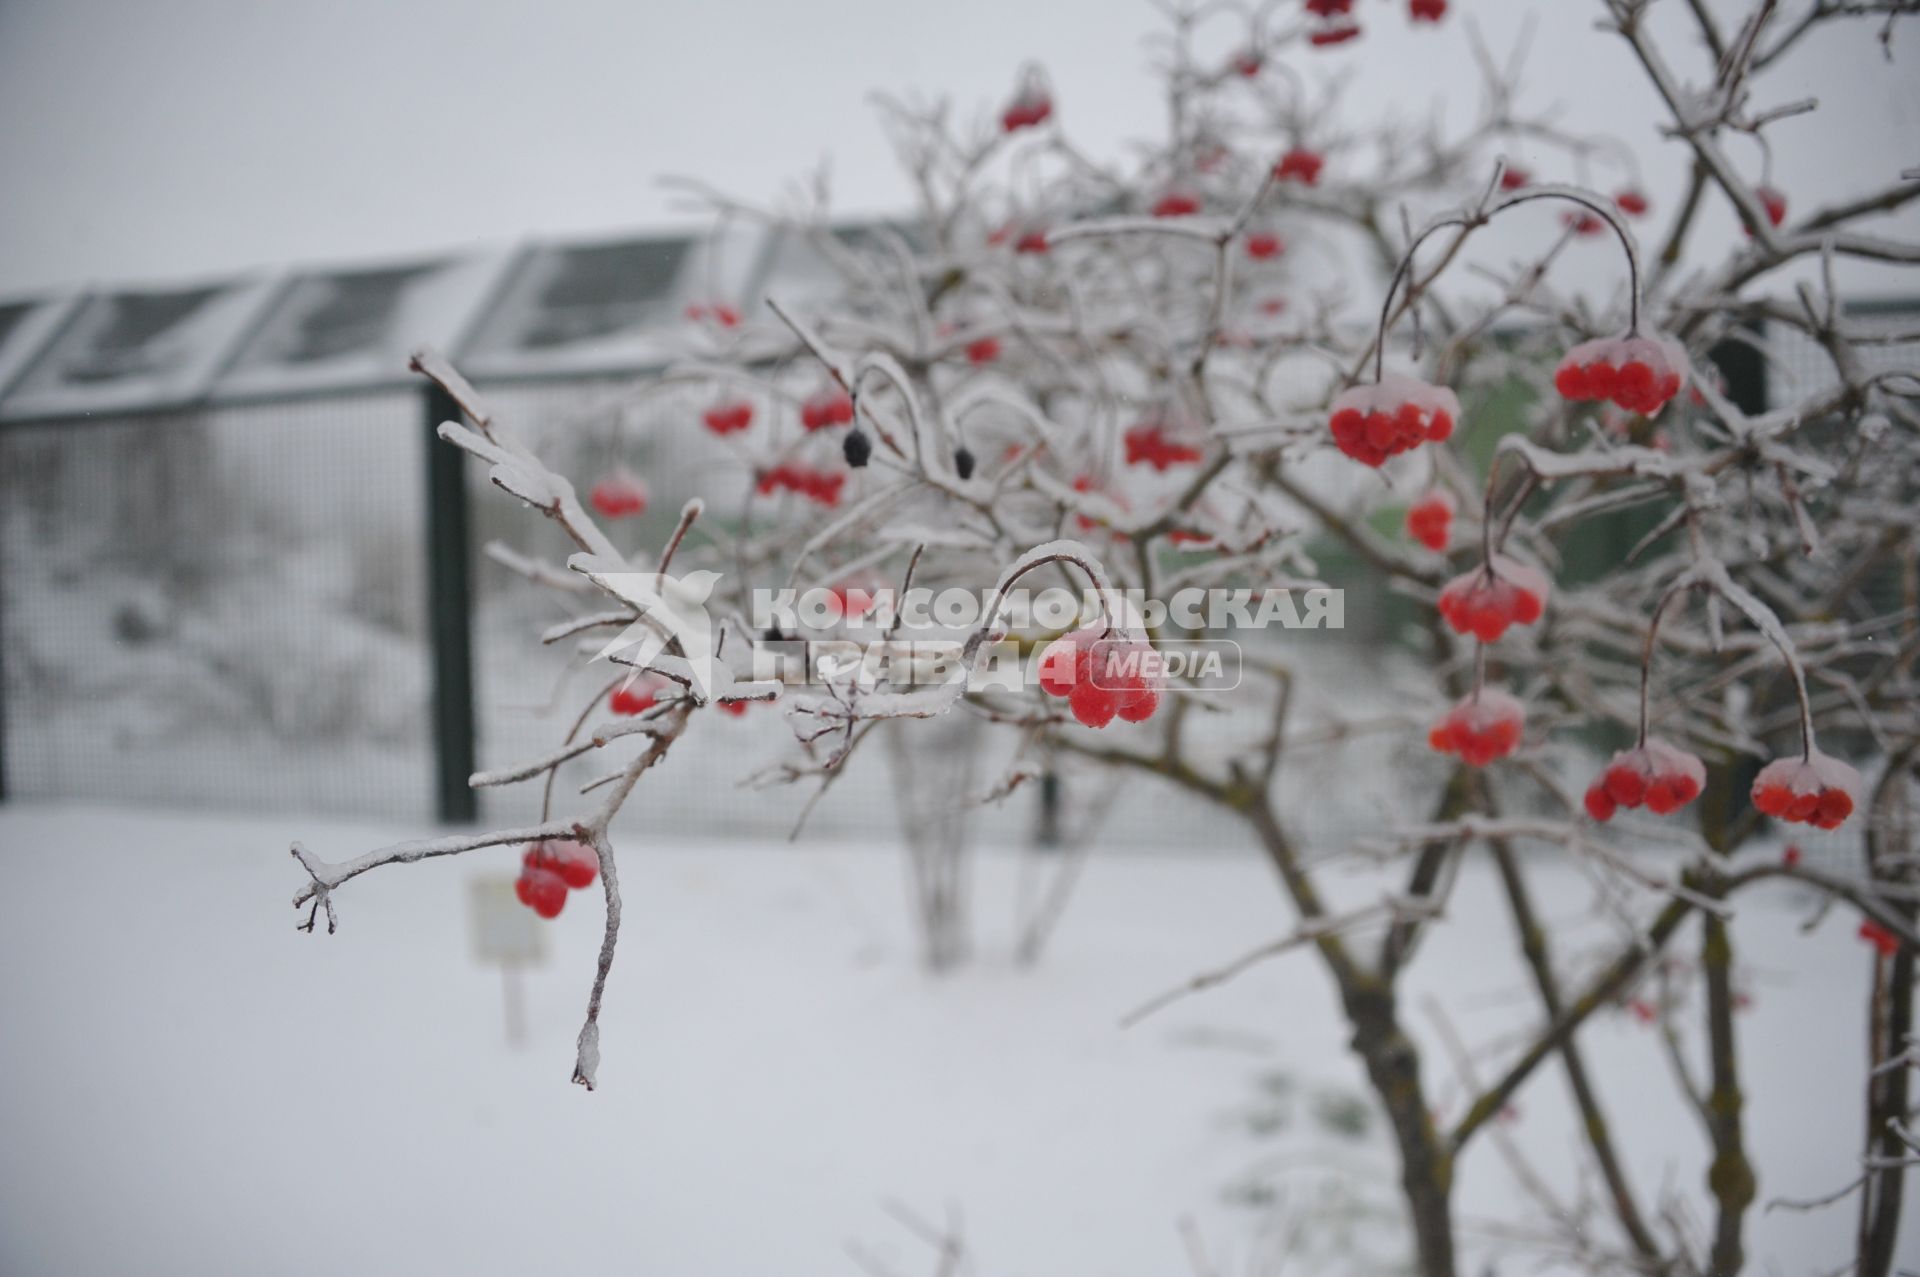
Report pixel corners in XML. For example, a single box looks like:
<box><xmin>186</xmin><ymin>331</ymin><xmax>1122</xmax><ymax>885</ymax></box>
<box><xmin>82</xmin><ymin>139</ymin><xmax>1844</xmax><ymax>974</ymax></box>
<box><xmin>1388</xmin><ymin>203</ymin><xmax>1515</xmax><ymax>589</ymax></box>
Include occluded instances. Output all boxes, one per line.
<box><xmin>288</xmin><ymin>2</ymin><xmax>1920</xmax><ymax>1272</ymax></box>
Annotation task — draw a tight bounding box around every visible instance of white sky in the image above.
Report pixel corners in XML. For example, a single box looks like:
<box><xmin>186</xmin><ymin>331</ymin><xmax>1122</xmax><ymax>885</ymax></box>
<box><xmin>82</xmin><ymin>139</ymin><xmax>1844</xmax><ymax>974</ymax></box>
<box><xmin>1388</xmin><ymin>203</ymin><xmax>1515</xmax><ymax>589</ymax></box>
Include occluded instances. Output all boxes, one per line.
<box><xmin>0</xmin><ymin>0</ymin><xmax>1915</xmax><ymax>299</ymax></box>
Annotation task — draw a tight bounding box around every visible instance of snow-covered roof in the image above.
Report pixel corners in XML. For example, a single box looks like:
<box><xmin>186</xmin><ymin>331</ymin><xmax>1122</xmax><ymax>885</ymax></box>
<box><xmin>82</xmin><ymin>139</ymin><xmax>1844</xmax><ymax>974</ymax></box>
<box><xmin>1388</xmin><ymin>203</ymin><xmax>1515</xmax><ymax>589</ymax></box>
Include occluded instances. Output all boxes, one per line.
<box><xmin>0</xmin><ymin>218</ymin><xmax>894</xmax><ymax>422</ymax></box>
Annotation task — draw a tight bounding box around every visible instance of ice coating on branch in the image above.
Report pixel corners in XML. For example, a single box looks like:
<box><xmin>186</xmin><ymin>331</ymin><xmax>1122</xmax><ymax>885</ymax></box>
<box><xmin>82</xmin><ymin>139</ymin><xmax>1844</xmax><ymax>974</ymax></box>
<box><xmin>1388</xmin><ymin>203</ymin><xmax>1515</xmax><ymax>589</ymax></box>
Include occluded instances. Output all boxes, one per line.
<box><xmin>1583</xmin><ymin>739</ymin><xmax>1706</xmax><ymax>821</ymax></box>
<box><xmin>1437</xmin><ymin>555</ymin><xmax>1551</xmax><ymax>641</ymax></box>
<box><xmin>1327</xmin><ymin>373</ymin><xmax>1460</xmax><ymax>467</ymax></box>
<box><xmin>1751</xmin><ymin>751</ymin><xmax>1862</xmax><ymax>829</ymax></box>
<box><xmin>1427</xmin><ymin>690</ymin><xmax>1525</xmax><ymax>766</ymax></box>
<box><xmin>1553</xmin><ymin>332</ymin><xmax>1689</xmax><ymax>416</ymax></box>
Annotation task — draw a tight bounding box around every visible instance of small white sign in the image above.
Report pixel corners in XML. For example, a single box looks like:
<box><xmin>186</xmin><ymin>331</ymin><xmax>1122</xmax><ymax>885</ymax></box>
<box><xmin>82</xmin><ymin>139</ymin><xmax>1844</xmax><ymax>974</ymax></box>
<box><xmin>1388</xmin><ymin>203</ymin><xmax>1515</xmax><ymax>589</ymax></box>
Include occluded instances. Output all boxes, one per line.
<box><xmin>469</xmin><ymin>877</ymin><xmax>545</xmax><ymax>967</ymax></box>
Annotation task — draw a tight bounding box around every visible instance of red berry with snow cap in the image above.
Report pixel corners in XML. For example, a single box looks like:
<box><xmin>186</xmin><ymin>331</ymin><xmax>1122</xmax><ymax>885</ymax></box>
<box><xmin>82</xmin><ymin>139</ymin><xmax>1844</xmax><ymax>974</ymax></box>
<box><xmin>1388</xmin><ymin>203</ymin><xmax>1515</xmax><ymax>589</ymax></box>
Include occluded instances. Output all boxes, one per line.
<box><xmin>800</xmin><ymin>387</ymin><xmax>856</xmax><ymax>431</ymax></box>
<box><xmin>1001</xmin><ymin>68</ymin><xmax>1053</xmax><ymax>133</ymax></box>
<box><xmin>1152</xmin><ymin>189</ymin><xmax>1202</xmax><ymax>218</ymax></box>
<box><xmin>1553</xmin><ymin>332</ymin><xmax>1689</xmax><ymax>417</ymax></box>
<box><xmin>1582</xmin><ymin>739</ymin><xmax>1706</xmax><ymax>821</ymax></box>
<box><xmin>1751</xmin><ymin>752</ymin><xmax>1861</xmax><ymax>829</ymax></box>
<box><xmin>1437</xmin><ymin>555</ymin><xmax>1551</xmax><ymax>641</ymax></box>
<box><xmin>1124</xmin><ymin>418</ymin><xmax>1205</xmax><ymax>471</ymax></box>
<box><xmin>1245</xmin><ymin>231</ymin><xmax>1285</xmax><ymax>260</ymax></box>
<box><xmin>702</xmin><ymin>398</ymin><xmax>754</xmax><ymax>436</ymax></box>
<box><xmin>965</xmin><ymin>336</ymin><xmax>1001</xmax><ymax>365</ymax></box>
<box><xmin>1428</xmin><ymin>690</ymin><xmax>1525</xmax><ymax>767</ymax></box>
<box><xmin>1326</xmin><ymin>373</ymin><xmax>1460</xmax><ymax>467</ymax></box>
<box><xmin>589</xmin><ymin>470</ymin><xmax>648</xmax><ymax>519</ymax></box>
<box><xmin>1499</xmin><ymin>166</ymin><xmax>1530</xmax><ymax>192</ymax></box>
<box><xmin>1615</xmin><ymin>189</ymin><xmax>1650</xmax><ymax>217</ymax></box>
<box><xmin>1405</xmin><ymin>491</ymin><xmax>1455</xmax><ymax>551</ymax></box>
<box><xmin>526</xmin><ymin>840</ymin><xmax>598</xmax><ymax>891</ymax></box>
<box><xmin>1756</xmin><ymin>186</ymin><xmax>1787</xmax><ymax>227</ymax></box>
<box><xmin>1038</xmin><ymin>628</ymin><xmax>1162</xmax><ymax>728</ymax></box>
<box><xmin>1274</xmin><ymin>148</ymin><xmax>1324</xmax><ymax>185</ymax></box>
<box><xmin>515</xmin><ymin>865</ymin><xmax>568</xmax><ymax>918</ymax></box>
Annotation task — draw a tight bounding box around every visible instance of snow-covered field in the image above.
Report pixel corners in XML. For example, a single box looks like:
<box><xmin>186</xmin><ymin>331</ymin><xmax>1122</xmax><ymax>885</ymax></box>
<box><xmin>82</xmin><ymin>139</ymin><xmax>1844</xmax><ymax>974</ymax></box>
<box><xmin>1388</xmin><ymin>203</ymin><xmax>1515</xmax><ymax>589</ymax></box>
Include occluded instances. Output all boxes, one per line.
<box><xmin>0</xmin><ymin>803</ymin><xmax>1910</xmax><ymax>1275</ymax></box>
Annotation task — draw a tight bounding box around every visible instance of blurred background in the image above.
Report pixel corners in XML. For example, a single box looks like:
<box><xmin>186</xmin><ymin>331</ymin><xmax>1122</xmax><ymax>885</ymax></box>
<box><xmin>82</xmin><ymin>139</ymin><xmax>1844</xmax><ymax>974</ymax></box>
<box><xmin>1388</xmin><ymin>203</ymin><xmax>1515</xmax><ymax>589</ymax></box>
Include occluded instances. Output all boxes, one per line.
<box><xmin>1</xmin><ymin>0</ymin><xmax>1915</xmax><ymax>846</ymax></box>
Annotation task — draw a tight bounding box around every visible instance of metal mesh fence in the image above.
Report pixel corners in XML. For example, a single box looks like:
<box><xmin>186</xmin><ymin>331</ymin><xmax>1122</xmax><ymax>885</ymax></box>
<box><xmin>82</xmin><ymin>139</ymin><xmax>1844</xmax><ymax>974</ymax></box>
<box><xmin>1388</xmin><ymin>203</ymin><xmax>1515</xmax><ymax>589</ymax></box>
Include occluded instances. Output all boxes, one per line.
<box><xmin>0</xmin><ymin>393</ymin><xmax>434</xmax><ymax>820</ymax></box>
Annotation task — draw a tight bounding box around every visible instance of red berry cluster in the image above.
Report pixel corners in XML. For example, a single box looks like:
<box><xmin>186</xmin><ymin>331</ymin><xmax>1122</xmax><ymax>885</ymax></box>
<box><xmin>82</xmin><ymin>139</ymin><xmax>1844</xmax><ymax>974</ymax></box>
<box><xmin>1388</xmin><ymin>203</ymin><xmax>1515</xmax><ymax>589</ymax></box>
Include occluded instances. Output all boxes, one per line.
<box><xmin>1326</xmin><ymin>373</ymin><xmax>1459</xmax><ymax>467</ymax></box>
<box><xmin>1860</xmin><ymin>919</ymin><xmax>1900</xmax><ymax>958</ymax></box>
<box><xmin>1244</xmin><ymin>230</ymin><xmax>1285</xmax><ymax>260</ymax></box>
<box><xmin>588</xmin><ymin>471</ymin><xmax>648</xmax><ymax>519</ymax></box>
<box><xmin>1404</xmin><ymin>491</ymin><xmax>1454</xmax><ymax>551</ymax></box>
<box><xmin>1409</xmin><ymin>0</ymin><xmax>1447</xmax><ymax>21</ymax></box>
<box><xmin>1562</xmin><ymin>210</ymin><xmax>1606</xmax><ymax>237</ymax></box>
<box><xmin>1124</xmin><ymin>420</ymin><xmax>1205</xmax><ymax>470</ymax></box>
<box><xmin>1013</xmin><ymin>228</ymin><xmax>1050</xmax><ymax>255</ymax></box>
<box><xmin>758</xmin><ymin>464</ymin><xmax>846</xmax><ymax>507</ymax></box>
<box><xmin>1152</xmin><ymin>189</ymin><xmax>1203</xmax><ymax>218</ymax></box>
<box><xmin>965</xmin><ymin>336</ymin><xmax>1002</xmax><ymax>365</ymax></box>
<box><xmin>1553</xmin><ymin>333</ymin><xmax>1689</xmax><ymax>417</ymax></box>
<box><xmin>1309</xmin><ymin>22</ymin><xmax>1362</xmax><ymax>46</ymax></box>
<box><xmin>515</xmin><ymin>840</ymin><xmax>599</xmax><ymax>919</ymax></box>
<box><xmin>702</xmin><ymin>398</ymin><xmax>754</xmax><ymax>436</ymax></box>
<box><xmin>1499</xmin><ymin>166</ymin><xmax>1530</xmax><ymax>191</ymax></box>
<box><xmin>1437</xmin><ymin>556</ymin><xmax>1551</xmax><ymax>641</ymax></box>
<box><xmin>1274</xmin><ymin>148</ymin><xmax>1324</xmax><ymax>185</ymax></box>
<box><xmin>1750</xmin><ymin>753</ymin><xmax>1861</xmax><ymax>829</ymax></box>
<box><xmin>1001</xmin><ymin>86</ymin><xmax>1052</xmax><ymax>132</ymax></box>
<box><xmin>1037</xmin><ymin>628</ymin><xmax>1162</xmax><ymax>728</ymax></box>
<box><xmin>1428</xmin><ymin>690</ymin><xmax>1525</xmax><ymax>767</ymax></box>
<box><xmin>609</xmin><ymin>673</ymin><xmax>668</xmax><ymax>717</ymax></box>
<box><xmin>684</xmin><ymin>302</ymin><xmax>740</xmax><ymax>328</ymax></box>
<box><xmin>1583</xmin><ymin>740</ymin><xmax>1706</xmax><ymax>821</ymax></box>
<box><xmin>800</xmin><ymin>387</ymin><xmax>856</xmax><ymax>431</ymax></box>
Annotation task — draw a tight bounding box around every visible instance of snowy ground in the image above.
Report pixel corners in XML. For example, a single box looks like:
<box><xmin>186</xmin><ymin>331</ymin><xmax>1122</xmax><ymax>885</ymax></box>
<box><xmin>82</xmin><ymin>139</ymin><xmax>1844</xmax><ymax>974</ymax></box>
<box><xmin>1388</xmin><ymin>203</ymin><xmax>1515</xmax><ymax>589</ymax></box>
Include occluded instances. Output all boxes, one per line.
<box><xmin>0</xmin><ymin>803</ymin><xmax>1911</xmax><ymax>1275</ymax></box>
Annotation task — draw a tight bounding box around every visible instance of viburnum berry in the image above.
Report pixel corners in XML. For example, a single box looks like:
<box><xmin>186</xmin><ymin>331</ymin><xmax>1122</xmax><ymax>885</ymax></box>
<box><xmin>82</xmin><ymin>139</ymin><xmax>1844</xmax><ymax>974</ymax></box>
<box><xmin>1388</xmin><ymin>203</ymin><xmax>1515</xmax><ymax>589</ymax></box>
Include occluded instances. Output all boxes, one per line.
<box><xmin>1309</xmin><ymin>21</ymin><xmax>1362</xmax><ymax>46</ymax></box>
<box><xmin>609</xmin><ymin>674</ymin><xmax>667</xmax><ymax>716</ymax></box>
<box><xmin>1305</xmin><ymin>0</ymin><xmax>1353</xmax><ymax>15</ymax></box>
<box><xmin>514</xmin><ymin>865</ymin><xmax>568</xmax><ymax>919</ymax></box>
<box><xmin>1615</xmin><ymin>188</ymin><xmax>1650</xmax><ymax>217</ymax></box>
<box><xmin>1036</xmin><ymin>628</ymin><xmax>1162</xmax><ymax>727</ymax></box>
<box><xmin>1152</xmin><ymin>189</ymin><xmax>1202</xmax><ymax>218</ymax></box>
<box><xmin>1755</xmin><ymin>185</ymin><xmax>1787</xmax><ymax>228</ymax></box>
<box><xmin>1437</xmin><ymin>556</ymin><xmax>1551</xmax><ymax>641</ymax></box>
<box><xmin>1001</xmin><ymin>72</ymin><xmax>1053</xmax><ymax>132</ymax></box>
<box><xmin>1783</xmin><ymin>844</ymin><xmax>1802</xmax><ymax>868</ymax></box>
<box><xmin>1499</xmin><ymin>166</ymin><xmax>1531</xmax><ymax>192</ymax></box>
<box><xmin>758</xmin><ymin>464</ymin><xmax>846</xmax><ymax>507</ymax></box>
<box><xmin>1563</xmin><ymin>210</ymin><xmax>1606</xmax><ymax>237</ymax></box>
<box><xmin>1274</xmin><ymin>148</ymin><xmax>1324</xmax><ymax>185</ymax></box>
<box><xmin>719</xmin><ymin>699</ymin><xmax>749</xmax><ymax>717</ymax></box>
<box><xmin>1582</xmin><ymin>740</ymin><xmax>1707</xmax><ymax>821</ymax></box>
<box><xmin>1427</xmin><ymin>690</ymin><xmax>1526</xmax><ymax>767</ymax></box>
<box><xmin>1168</xmin><ymin>528</ymin><xmax>1213</xmax><ymax>547</ymax></box>
<box><xmin>1230</xmin><ymin>47</ymin><xmax>1263</xmax><ymax>77</ymax></box>
<box><xmin>1409</xmin><ymin>0</ymin><xmax>1447</xmax><ymax>21</ymax></box>
<box><xmin>1069</xmin><ymin>473</ymin><xmax>1126</xmax><ymax>531</ymax></box>
<box><xmin>1245</xmin><ymin>230</ymin><xmax>1285</xmax><ymax>260</ymax></box>
<box><xmin>1124</xmin><ymin>418</ymin><xmax>1205</xmax><ymax>471</ymax></box>
<box><xmin>1013</xmin><ymin>228</ymin><xmax>1049</xmax><ymax>255</ymax></box>
<box><xmin>1751</xmin><ymin>752</ymin><xmax>1862</xmax><ymax>829</ymax></box>
<box><xmin>588</xmin><ymin>470</ymin><xmax>648</xmax><ymax>519</ymax></box>
<box><xmin>526</xmin><ymin>840</ymin><xmax>599</xmax><ymax>891</ymax></box>
<box><xmin>1553</xmin><ymin>332</ymin><xmax>1689</xmax><ymax>417</ymax></box>
<box><xmin>684</xmin><ymin>302</ymin><xmax>741</xmax><ymax>328</ymax></box>
<box><xmin>1326</xmin><ymin>373</ymin><xmax>1459</xmax><ymax>467</ymax></box>
<box><xmin>1860</xmin><ymin>919</ymin><xmax>1900</xmax><ymax>958</ymax></box>
<box><xmin>965</xmin><ymin>336</ymin><xmax>1001</xmax><ymax>365</ymax></box>
<box><xmin>800</xmin><ymin>387</ymin><xmax>856</xmax><ymax>431</ymax></box>
<box><xmin>702</xmin><ymin>398</ymin><xmax>754</xmax><ymax>436</ymax></box>
<box><xmin>1405</xmin><ymin>491</ymin><xmax>1455</xmax><ymax>551</ymax></box>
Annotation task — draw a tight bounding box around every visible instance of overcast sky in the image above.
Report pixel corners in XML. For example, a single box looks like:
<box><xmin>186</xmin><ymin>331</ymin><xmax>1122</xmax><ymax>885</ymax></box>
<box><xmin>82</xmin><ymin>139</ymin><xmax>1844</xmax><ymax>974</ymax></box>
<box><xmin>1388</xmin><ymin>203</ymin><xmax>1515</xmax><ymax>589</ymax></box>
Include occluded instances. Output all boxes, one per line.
<box><xmin>0</xmin><ymin>0</ymin><xmax>1914</xmax><ymax>299</ymax></box>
